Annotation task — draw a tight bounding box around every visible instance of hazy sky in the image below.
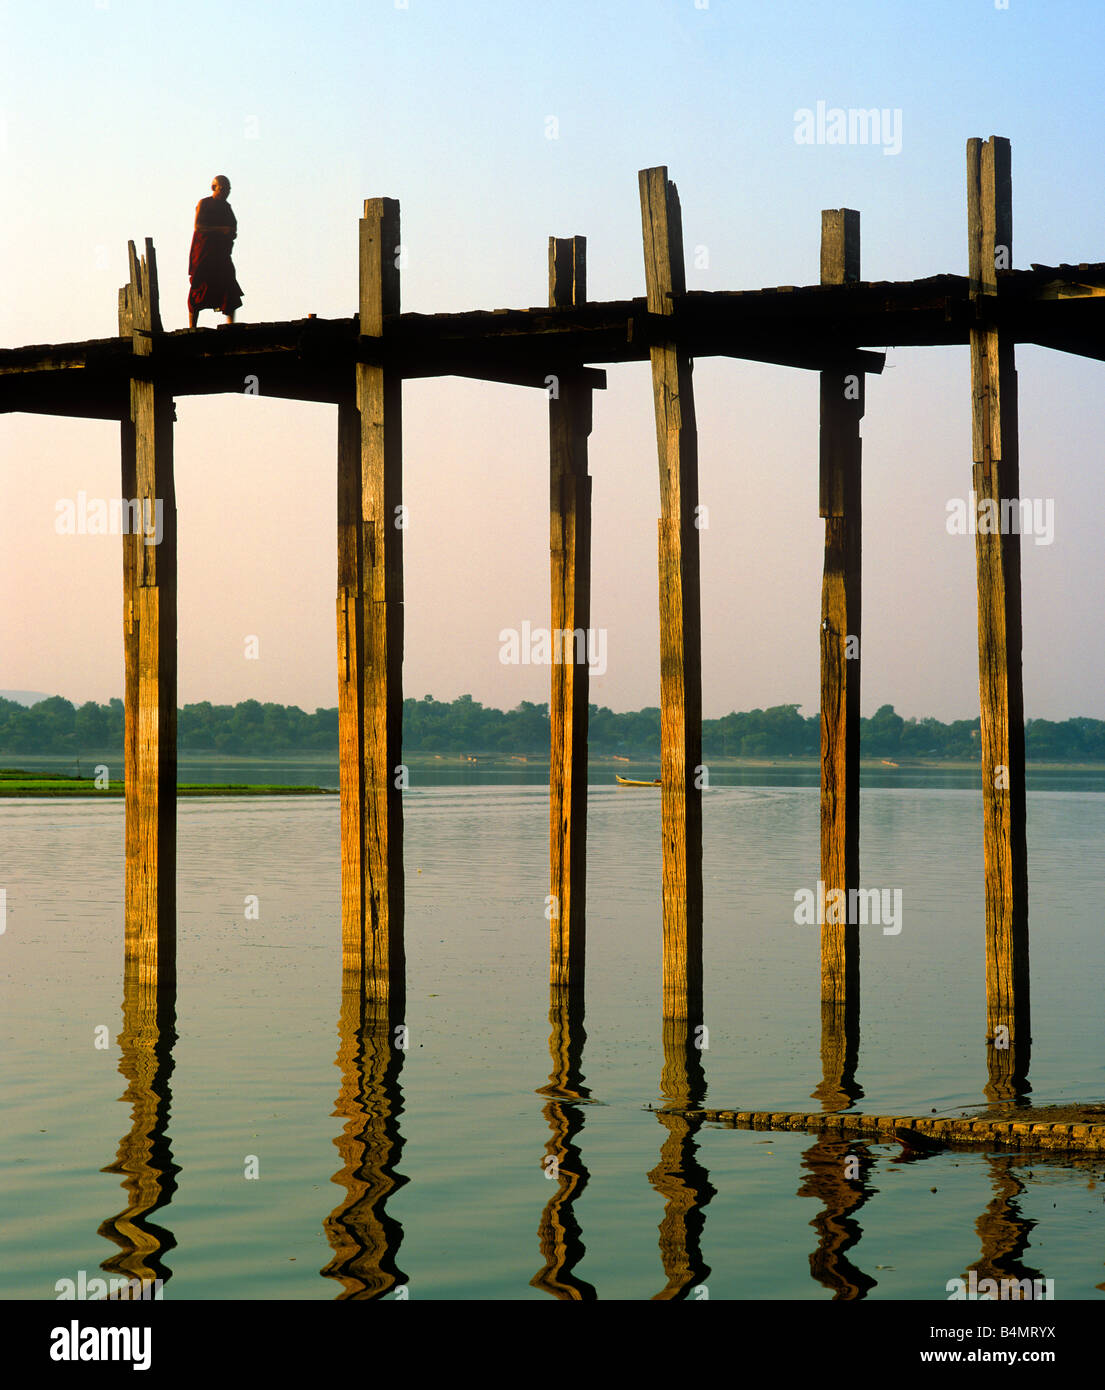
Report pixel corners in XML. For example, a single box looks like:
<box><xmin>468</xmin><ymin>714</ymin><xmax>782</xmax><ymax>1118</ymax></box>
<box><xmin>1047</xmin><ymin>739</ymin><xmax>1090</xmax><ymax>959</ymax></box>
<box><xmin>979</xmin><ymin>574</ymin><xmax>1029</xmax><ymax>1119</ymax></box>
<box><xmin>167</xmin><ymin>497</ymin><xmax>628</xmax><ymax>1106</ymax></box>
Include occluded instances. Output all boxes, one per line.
<box><xmin>2</xmin><ymin>0</ymin><xmax>1102</xmax><ymax>721</ymax></box>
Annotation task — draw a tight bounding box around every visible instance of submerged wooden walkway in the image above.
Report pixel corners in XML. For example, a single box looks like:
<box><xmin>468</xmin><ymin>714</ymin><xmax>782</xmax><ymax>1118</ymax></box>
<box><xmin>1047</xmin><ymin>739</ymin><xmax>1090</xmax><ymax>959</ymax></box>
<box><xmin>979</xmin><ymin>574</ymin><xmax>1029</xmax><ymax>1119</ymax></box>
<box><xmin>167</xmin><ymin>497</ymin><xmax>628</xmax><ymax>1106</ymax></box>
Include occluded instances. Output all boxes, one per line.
<box><xmin>3</xmin><ymin>137</ymin><xmax>1103</xmax><ymax>1108</ymax></box>
<box><xmin>663</xmin><ymin>1108</ymin><xmax>1105</xmax><ymax>1154</ymax></box>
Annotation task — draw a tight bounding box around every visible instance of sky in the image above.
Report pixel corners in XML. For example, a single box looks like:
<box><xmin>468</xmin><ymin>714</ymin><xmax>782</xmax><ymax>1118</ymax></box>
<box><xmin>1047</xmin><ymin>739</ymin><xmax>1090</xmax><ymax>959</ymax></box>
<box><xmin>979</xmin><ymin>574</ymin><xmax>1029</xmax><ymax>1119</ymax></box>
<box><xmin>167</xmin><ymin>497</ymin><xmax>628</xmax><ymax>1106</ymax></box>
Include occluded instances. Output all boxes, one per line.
<box><xmin>1</xmin><ymin>0</ymin><xmax>1103</xmax><ymax>722</ymax></box>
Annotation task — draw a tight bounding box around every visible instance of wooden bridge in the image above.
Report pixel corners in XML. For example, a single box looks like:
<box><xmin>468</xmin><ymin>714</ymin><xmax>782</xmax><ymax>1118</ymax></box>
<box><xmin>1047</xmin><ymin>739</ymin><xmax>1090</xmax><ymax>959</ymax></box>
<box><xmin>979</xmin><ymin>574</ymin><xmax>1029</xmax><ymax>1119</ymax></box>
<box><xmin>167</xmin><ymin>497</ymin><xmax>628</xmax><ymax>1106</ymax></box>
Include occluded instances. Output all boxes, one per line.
<box><xmin>4</xmin><ymin>137</ymin><xmax>1102</xmax><ymax>1106</ymax></box>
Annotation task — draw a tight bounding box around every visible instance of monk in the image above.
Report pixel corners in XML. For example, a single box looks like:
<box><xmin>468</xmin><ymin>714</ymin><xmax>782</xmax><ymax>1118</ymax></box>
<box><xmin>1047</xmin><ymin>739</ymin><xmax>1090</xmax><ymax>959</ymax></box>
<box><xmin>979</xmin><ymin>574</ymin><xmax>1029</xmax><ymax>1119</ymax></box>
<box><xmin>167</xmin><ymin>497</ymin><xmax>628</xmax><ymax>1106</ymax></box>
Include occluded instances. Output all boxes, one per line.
<box><xmin>187</xmin><ymin>175</ymin><xmax>243</xmax><ymax>327</ymax></box>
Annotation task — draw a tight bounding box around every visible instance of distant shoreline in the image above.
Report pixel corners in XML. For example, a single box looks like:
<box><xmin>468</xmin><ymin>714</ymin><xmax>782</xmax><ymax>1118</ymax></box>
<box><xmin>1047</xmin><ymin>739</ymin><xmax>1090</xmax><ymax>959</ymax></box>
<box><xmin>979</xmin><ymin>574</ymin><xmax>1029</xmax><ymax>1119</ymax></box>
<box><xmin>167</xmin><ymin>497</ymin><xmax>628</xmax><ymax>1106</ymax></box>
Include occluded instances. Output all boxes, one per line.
<box><xmin>4</xmin><ymin>752</ymin><xmax>1104</xmax><ymax>773</ymax></box>
<box><xmin>0</xmin><ymin>771</ymin><xmax>335</xmax><ymax>798</ymax></box>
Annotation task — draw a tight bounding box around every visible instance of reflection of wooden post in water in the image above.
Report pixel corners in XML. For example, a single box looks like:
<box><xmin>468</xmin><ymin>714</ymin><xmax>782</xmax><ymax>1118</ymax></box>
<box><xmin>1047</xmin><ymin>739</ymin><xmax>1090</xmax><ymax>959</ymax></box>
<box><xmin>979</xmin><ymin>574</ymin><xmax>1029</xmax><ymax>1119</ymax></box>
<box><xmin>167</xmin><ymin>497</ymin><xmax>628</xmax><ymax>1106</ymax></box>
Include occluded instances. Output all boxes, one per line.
<box><xmin>639</xmin><ymin>167</ymin><xmax>703</xmax><ymax>1024</ymax></box>
<box><xmin>548</xmin><ymin>236</ymin><xmax>593</xmax><ymax>991</ymax></box>
<box><xmin>814</xmin><ymin>1000</ymin><xmax>862</xmax><ymax>1113</ymax></box>
<box><xmin>98</xmin><ymin>959</ymin><xmax>179</xmax><ymax>1292</ymax></box>
<box><xmin>322</xmin><ymin>991</ymin><xmax>408</xmax><ymax>1299</ymax></box>
<box><xmin>966</xmin><ymin>138</ymin><xmax>1030</xmax><ymax>1101</ymax></box>
<box><xmin>963</xmin><ymin>1153</ymin><xmax>1042</xmax><ymax>1292</ymax></box>
<box><xmin>119</xmin><ymin>241</ymin><xmax>176</xmax><ymax>986</ymax></box>
<box><xmin>797</xmin><ymin>1136</ymin><xmax>876</xmax><ymax>1300</ymax></box>
<box><xmin>339</xmin><ymin>198</ymin><xmax>405</xmax><ymax>998</ymax></box>
<box><xmin>648</xmin><ymin>1020</ymin><xmax>714</xmax><ymax>1300</ymax></box>
<box><xmin>531</xmin><ymin>988</ymin><xmax>595</xmax><ymax>1299</ymax></box>
<box><xmin>819</xmin><ymin>210</ymin><xmax>862</xmax><ymax>1035</ymax></box>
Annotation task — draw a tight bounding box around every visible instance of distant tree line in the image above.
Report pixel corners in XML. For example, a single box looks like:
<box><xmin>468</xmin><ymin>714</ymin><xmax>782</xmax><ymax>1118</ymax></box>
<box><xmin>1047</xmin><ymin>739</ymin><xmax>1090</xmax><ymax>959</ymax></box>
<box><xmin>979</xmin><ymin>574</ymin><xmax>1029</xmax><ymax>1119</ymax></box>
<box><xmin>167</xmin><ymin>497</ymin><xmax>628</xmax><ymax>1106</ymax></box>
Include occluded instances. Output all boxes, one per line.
<box><xmin>2</xmin><ymin>694</ymin><xmax>1104</xmax><ymax>762</ymax></box>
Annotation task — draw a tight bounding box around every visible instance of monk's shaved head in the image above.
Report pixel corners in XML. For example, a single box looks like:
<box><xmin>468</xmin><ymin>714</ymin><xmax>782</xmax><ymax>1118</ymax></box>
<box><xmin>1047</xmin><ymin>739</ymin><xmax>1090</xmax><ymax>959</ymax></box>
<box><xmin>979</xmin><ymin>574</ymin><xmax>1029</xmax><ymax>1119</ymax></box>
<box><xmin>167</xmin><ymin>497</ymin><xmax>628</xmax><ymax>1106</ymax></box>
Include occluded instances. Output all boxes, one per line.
<box><xmin>212</xmin><ymin>175</ymin><xmax>231</xmax><ymax>193</ymax></box>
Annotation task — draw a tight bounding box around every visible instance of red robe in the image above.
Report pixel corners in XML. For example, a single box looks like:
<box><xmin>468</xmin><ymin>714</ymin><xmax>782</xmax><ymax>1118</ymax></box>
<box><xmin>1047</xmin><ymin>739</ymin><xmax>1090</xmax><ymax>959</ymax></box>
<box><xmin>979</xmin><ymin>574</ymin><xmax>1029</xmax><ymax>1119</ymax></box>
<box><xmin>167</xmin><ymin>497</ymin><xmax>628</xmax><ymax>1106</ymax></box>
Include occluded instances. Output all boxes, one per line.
<box><xmin>188</xmin><ymin>196</ymin><xmax>243</xmax><ymax>316</ymax></box>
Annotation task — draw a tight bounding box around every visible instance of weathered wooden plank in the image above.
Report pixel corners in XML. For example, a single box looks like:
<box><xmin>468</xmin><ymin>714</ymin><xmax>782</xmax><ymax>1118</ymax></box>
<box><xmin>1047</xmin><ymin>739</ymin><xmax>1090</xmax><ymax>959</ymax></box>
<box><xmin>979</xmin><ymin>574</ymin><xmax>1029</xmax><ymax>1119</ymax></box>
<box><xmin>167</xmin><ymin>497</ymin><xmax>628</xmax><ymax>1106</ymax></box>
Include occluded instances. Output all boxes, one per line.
<box><xmin>340</xmin><ymin>198</ymin><xmax>405</xmax><ymax>1001</ymax></box>
<box><xmin>119</xmin><ymin>240</ymin><xmax>176</xmax><ymax>986</ymax></box>
<box><xmin>967</xmin><ymin>137</ymin><xmax>1029</xmax><ymax>1100</ymax></box>
<box><xmin>819</xmin><ymin>210</ymin><xmax>861</xmax><ymax>289</ymax></box>
<box><xmin>819</xmin><ymin>210</ymin><xmax>862</xmax><ymax>1020</ymax></box>
<box><xmin>548</xmin><ymin>236</ymin><xmax>593</xmax><ymax>992</ymax></box>
<box><xmin>639</xmin><ymin>168</ymin><xmax>703</xmax><ymax>1022</ymax></box>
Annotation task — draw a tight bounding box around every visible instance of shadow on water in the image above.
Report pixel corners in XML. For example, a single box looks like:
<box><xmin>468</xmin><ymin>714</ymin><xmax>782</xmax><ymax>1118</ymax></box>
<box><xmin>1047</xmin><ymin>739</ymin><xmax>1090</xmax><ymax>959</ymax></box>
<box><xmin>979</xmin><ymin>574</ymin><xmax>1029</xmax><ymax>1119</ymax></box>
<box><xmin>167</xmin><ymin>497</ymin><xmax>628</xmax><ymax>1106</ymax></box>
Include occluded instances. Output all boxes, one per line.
<box><xmin>649</xmin><ymin>1020</ymin><xmax>715</xmax><ymax>1301</ymax></box>
<box><xmin>813</xmin><ymin>997</ymin><xmax>863</xmax><ymax>1113</ymax></box>
<box><xmin>798</xmin><ymin>1138</ymin><xmax>878</xmax><ymax>1300</ymax></box>
<box><xmin>98</xmin><ymin>950</ymin><xmax>180</xmax><ymax>1295</ymax></box>
<box><xmin>985</xmin><ymin>1035</ymin><xmax>1032</xmax><ymax>1106</ymax></box>
<box><xmin>321</xmin><ymin>992</ymin><xmax>409</xmax><ymax>1300</ymax></box>
<box><xmin>962</xmin><ymin>1153</ymin><xmax>1044</xmax><ymax>1293</ymax></box>
<box><xmin>801</xmin><ymin>968</ymin><xmax>877</xmax><ymax>1298</ymax></box>
<box><xmin>84</xmin><ymin>843</ymin><xmax>1083</xmax><ymax>1300</ymax></box>
<box><xmin>531</xmin><ymin>987</ymin><xmax>596</xmax><ymax>1300</ymax></box>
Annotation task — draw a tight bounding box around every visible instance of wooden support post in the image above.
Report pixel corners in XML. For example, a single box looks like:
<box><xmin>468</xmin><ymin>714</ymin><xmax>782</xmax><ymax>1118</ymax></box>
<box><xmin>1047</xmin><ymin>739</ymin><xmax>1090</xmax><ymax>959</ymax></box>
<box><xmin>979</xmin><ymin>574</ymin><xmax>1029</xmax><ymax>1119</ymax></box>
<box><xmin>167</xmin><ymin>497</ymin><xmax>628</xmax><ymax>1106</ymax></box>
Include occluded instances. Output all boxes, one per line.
<box><xmin>548</xmin><ymin>235</ymin><xmax>593</xmax><ymax>992</ymax></box>
<box><xmin>339</xmin><ymin>198</ymin><xmax>405</xmax><ymax>1000</ymax></box>
<box><xmin>639</xmin><ymin>167</ymin><xmax>703</xmax><ymax>1023</ymax></box>
<box><xmin>966</xmin><ymin>137</ymin><xmax>1030</xmax><ymax>1098</ymax></box>
<box><xmin>818</xmin><ymin>210</ymin><xmax>863</xmax><ymax>1091</ymax></box>
<box><xmin>118</xmin><ymin>240</ymin><xmax>176</xmax><ymax>986</ymax></box>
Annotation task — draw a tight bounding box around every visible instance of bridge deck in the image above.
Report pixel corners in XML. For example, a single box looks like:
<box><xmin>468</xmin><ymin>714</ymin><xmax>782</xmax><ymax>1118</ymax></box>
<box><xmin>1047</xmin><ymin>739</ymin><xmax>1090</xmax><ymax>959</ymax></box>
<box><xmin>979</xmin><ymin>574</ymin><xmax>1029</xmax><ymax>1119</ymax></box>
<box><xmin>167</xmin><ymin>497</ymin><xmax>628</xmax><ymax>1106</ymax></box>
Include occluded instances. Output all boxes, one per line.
<box><xmin>2</xmin><ymin>262</ymin><xmax>1102</xmax><ymax>418</ymax></box>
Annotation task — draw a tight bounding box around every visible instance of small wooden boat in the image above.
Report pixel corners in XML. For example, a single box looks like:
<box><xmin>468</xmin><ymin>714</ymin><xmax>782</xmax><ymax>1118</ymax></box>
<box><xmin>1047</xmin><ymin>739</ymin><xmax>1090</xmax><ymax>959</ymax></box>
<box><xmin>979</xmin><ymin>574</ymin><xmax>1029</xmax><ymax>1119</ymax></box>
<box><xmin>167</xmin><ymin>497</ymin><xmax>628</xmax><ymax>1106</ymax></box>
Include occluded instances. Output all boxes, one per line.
<box><xmin>615</xmin><ymin>774</ymin><xmax>661</xmax><ymax>787</ymax></box>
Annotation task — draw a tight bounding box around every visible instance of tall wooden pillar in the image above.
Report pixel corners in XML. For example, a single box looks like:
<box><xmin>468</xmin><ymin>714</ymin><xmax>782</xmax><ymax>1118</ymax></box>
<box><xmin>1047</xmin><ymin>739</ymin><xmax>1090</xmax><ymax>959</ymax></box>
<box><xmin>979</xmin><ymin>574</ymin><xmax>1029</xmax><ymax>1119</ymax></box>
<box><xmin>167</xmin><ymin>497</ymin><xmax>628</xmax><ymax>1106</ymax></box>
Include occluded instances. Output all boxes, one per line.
<box><xmin>639</xmin><ymin>167</ymin><xmax>703</xmax><ymax>1023</ymax></box>
<box><xmin>966</xmin><ymin>137</ymin><xmax>1029</xmax><ymax>1097</ymax></box>
<box><xmin>119</xmin><ymin>239</ymin><xmax>176</xmax><ymax>985</ymax></box>
<box><xmin>339</xmin><ymin>197</ymin><xmax>405</xmax><ymax>1000</ymax></box>
<box><xmin>818</xmin><ymin>210</ymin><xmax>863</xmax><ymax>1092</ymax></box>
<box><xmin>548</xmin><ymin>235</ymin><xmax>593</xmax><ymax>992</ymax></box>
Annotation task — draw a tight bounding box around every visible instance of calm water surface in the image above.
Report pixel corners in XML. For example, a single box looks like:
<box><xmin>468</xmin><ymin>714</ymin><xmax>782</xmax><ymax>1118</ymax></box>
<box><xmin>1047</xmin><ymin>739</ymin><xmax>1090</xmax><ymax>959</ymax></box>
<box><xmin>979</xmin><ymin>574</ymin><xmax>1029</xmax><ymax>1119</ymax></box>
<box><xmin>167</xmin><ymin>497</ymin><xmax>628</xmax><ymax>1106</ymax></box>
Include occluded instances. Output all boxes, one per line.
<box><xmin>2</xmin><ymin>777</ymin><xmax>1103</xmax><ymax>1300</ymax></box>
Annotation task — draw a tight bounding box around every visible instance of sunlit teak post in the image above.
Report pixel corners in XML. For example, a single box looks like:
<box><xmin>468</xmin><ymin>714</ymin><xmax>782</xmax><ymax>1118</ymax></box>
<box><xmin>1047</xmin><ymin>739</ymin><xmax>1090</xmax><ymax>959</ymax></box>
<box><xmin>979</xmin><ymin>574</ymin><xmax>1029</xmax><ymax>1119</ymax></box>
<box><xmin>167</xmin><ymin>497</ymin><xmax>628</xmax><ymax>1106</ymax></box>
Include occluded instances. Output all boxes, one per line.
<box><xmin>966</xmin><ymin>137</ymin><xmax>1030</xmax><ymax>1099</ymax></box>
<box><xmin>639</xmin><ymin>167</ymin><xmax>703</xmax><ymax>1024</ymax></box>
<box><xmin>816</xmin><ymin>209</ymin><xmax>863</xmax><ymax>1109</ymax></box>
<box><xmin>339</xmin><ymin>197</ymin><xmax>405</xmax><ymax>1001</ymax></box>
<box><xmin>119</xmin><ymin>239</ymin><xmax>177</xmax><ymax>986</ymax></box>
<box><xmin>548</xmin><ymin>234</ymin><xmax>593</xmax><ymax>992</ymax></box>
